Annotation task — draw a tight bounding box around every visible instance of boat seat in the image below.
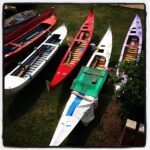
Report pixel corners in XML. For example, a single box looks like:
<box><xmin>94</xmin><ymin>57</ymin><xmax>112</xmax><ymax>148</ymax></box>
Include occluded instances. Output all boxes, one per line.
<box><xmin>73</xmin><ymin>52</ymin><xmax>80</xmax><ymax>54</ymax></box>
<box><xmin>125</xmin><ymin>50</ymin><xmax>138</xmax><ymax>54</ymax></box>
<box><xmin>97</xmin><ymin>65</ymin><xmax>105</xmax><ymax>69</ymax></box>
<box><xmin>80</xmin><ymin>43</ymin><xmax>86</xmax><ymax>46</ymax></box>
<box><xmin>124</xmin><ymin>54</ymin><xmax>135</xmax><ymax>57</ymax></box>
<box><xmin>81</xmin><ymin>40</ymin><xmax>86</xmax><ymax>43</ymax></box>
<box><xmin>97</xmin><ymin>63</ymin><xmax>105</xmax><ymax>66</ymax></box>
<box><xmin>96</xmin><ymin>67</ymin><xmax>104</xmax><ymax>70</ymax></box>
<box><xmin>125</xmin><ymin>44</ymin><xmax>139</xmax><ymax>49</ymax></box>
<box><xmin>99</xmin><ymin>58</ymin><xmax>105</xmax><ymax>60</ymax></box>
<box><xmin>72</xmin><ymin>56</ymin><xmax>77</xmax><ymax>60</ymax></box>
<box><xmin>124</xmin><ymin>54</ymin><xmax>137</xmax><ymax>58</ymax></box>
<box><xmin>98</xmin><ymin>62</ymin><xmax>105</xmax><ymax>65</ymax></box>
<box><xmin>124</xmin><ymin>56</ymin><xmax>135</xmax><ymax>60</ymax></box>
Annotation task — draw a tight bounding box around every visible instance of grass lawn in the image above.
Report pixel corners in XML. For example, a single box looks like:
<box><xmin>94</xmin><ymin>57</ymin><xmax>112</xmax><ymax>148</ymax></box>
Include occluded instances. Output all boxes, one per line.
<box><xmin>3</xmin><ymin>3</ymin><xmax>145</xmax><ymax>147</ymax></box>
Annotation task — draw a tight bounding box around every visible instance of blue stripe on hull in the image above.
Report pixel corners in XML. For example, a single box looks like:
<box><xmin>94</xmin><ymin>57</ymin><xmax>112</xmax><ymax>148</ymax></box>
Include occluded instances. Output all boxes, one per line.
<box><xmin>66</xmin><ymin>95</ymin><xmax>83</xmax><ymax>116</ymax></box>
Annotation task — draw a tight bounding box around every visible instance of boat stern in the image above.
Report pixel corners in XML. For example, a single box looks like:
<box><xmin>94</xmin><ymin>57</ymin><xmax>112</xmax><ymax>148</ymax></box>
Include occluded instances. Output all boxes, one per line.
<box><xmin>49</xmin><ymin>64</ymin><xmax>72</xmax><ymax>89</ymax></box>
<box><xmin>49</xmin><ymin>71</ymin><xmax>67</xmax><ymax>89</ymax></box>
<box><xmin>4</xmin><ymin>75</ymin><xmax>25</xmax><ymax>96</ymax></box>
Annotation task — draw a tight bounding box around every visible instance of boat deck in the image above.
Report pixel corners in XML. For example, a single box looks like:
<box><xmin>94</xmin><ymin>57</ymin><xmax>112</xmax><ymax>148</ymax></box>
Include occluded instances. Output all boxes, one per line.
<box><xmin>10</xmin><ymin>33</ymin><xmax>61</xmax><ymax>78</ymax></box>
<box><xmin>4</xmin><ymin>23</ymin><xmax>51</xmax><ymax>55</ymax></box>
<box><xmin>14</xmin><ymin>44</ymin><xmax>55</xmax><ymax>79</ymax></box>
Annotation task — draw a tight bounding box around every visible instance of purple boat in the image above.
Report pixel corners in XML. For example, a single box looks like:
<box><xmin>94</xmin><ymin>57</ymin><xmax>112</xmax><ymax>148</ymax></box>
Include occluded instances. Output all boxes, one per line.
<box><xmin>116</xmin><ymin>14</ymin><xmax>142</xmax><ymax>91</ymax></box>
<box><xmin>116</xmin><ymin>14</ymin><xmax>142</xmax><ymax>76</ymax></box>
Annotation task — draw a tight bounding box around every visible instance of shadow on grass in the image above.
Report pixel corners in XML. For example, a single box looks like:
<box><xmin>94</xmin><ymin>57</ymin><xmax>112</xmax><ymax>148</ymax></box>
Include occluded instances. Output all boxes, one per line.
<box><xmin>64</xmin><ymin>78</ymin><xmax>114</xmax><ymax>147</ymax></box>
<box><xmin>6</xmin><ymin>44</ymin><xmax>68</xmax><ymax>122</ymax></box>
<box><xmin>7</xmin><ymin>72</ymin><xmax>46</xmax><ymax>122</ymax></box>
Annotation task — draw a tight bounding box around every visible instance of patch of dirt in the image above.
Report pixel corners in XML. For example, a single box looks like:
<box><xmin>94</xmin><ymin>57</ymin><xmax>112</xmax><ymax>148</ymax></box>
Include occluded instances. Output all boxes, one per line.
<box><xmin>98</xmin><ymin>96</ymin><xmax>124</xmax><ymax>147</ymax></box>
<box><xmin>119</xmin><ymin>4</ymin><xmax>144</xmax><ymax>10</ymax></box>
<box><xmin>112</xmin><ymin>4</ymin><xmax>144</xmax><ymax>10</ymax></box>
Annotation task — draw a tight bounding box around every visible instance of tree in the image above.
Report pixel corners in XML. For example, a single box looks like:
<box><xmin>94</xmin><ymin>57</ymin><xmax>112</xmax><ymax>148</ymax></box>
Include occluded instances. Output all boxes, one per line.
<box><xmin>109</xmin><ymin>54</ymin><xmax>145</xmax><ymax>121</ymax></box>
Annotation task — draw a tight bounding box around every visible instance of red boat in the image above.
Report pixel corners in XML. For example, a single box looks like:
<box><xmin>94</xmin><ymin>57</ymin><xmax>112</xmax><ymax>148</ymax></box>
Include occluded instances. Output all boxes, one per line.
<box><xmin>4</xmin><ymin>8</ymin><xmax>57</xmax><ymax>66</ymax></box>
<box><xmin>4</xmin><ymin>8</ymin><xmax>55</xmax><ymax>42</ymax></box>
<box><xmin>50</xmin><ymin>10</ymin><xmax>94</xmax><ymax>88</ymax></box>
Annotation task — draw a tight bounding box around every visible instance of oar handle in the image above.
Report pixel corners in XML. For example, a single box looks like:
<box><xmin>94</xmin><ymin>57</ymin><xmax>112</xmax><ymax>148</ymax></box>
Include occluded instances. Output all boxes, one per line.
<box><xmin>71</xmin><ymin>91</ymin><xmax>92</xmax><ymax>102</ymax></box>
<box><xmin>83</xmin><ymin>71</ymin><xmax>103</xmax><ymax>77</ymax></box>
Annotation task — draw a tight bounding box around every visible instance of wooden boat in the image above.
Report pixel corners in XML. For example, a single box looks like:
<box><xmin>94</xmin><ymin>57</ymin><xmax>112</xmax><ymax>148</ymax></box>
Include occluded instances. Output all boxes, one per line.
<box><xmin>4</xmin><ymin>10</ymin><xmax>39</xmax><ymax>36</ymax></box>
<box><xmin>116</xmin><ymin>14</ymin><xmax>142</xmax><ymax>91</ymax></box>
<box><xmin>49</xmin><ymin>27</ymin><xmax>112</xmax><ymax>146</ymax></box>
<box><xmin>4</xmin><ymin>8</ymin><xmax>55</xmax><ymax>42</ymax></box>
<box><xmin>5</xmin><ymin>25</ymin><xmax>67</xmax><ymax>96</ymax></box>
<box><xmin>4</xmin><ymin>8</ymin><xmax>57</xmax><ymax>66</ymax></box>
<box><xmin>49</xmin><ymin>10</ymin><xmax>94</xmax><ymax>89</ymax></box>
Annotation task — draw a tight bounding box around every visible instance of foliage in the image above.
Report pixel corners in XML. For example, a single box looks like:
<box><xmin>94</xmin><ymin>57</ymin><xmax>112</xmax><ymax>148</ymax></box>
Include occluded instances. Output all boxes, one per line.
<box><xmin>109</xmin><ymin>54</ymin><xmax>145</xmax><ymax>120</ymax></box>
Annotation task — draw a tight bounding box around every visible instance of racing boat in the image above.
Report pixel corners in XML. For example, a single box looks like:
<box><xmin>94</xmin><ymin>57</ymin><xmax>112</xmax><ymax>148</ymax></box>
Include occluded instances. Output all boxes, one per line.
<box><xmin>116</xmin><ymin>14</ymin><xmax>142</xmax><ymax>91</ymax></box>
<box><xmin>49</xmin><ymin>9</ymin><xmax>94</xmax><ymax>88</ymax></box>
<box><xmin>4</xmin><ymin>9</ymin><xmax>38</xmax><ymax>36</ymax></box>
<box><xmin>5</xmin><ymin>25</ymin><xmax>67</xmax><ymax>96</ymax></box>
<box><xmin>4</xmin><ymin>8</ymin><xmax>57</xmax><ymax>66</ymax></box>
<box><xmin>4</xmin><ymin>8</ymin><xmax>55</xmax><ymax>42</ymax></box>
<box><xmin>50</xmin><ymin>27</ymin><xmax>112</xmax><ymax>146</ymax></box>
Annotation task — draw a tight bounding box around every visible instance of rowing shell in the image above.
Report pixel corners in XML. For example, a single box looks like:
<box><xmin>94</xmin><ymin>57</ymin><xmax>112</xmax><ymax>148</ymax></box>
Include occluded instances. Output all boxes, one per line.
<box><xmin>5</xmin><ymin>25</ymin><xmax>67</xmax><ymax>96</ymax></box>
<box><xmin>50</xmin><ymin>27</ymin><xmax>112</xmax><ymax>146</ymax></box>
<box><xmin>116</xmin><ymin>14</ymin><xmax>142</xmax><ymax>91</ymax></box>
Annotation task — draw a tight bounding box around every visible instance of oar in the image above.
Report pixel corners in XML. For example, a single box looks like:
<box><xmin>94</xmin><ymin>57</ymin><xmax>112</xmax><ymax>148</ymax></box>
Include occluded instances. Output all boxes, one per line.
<box><xmin>46</xmin><ymin>80</ymin><xmax>50</xmax><ymax>91</ymax></box>
<box><xmin>71</xmin><ymin>91</ymin><xmax>92</xmax><ymax>102</ymax></box>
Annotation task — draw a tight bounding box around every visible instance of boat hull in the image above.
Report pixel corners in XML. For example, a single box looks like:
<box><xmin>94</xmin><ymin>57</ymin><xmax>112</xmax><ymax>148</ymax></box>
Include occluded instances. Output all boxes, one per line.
<box><xmin>50</xmin><ymin>27</ymin><xmax>112</xmax><ymax>146</ymax></box>
<box><xmin>5</xmin><ymin>25</ymin><xmax>67</xmax><ymax>96</ymax></box>
<box><xmin>4</xmin><ymin>11</ymin><xmax>57</xmax><ymax>67</ymax></box>
<box><xmin>4</xmin><ymin>8</ymin><xmax>55</xmax><ymax>42</ymax></box>
<box><xmin>4</xmin><ymin>10</ymin><xmax>39</xmax><ymax>36</ymax></box>
<box><xmin>116</xmin><ymin>14</ymin><xmax>142</xmax><ymax>91</ymax></box>
<box><xmin>50</xmin><ymin>92</ymin><xmax>97</xmax><ymax>146</ymax></box>
<box><xmin>49</xmin><ymin>10</ymin><xmax>94</xmax><ymax>88</ymax></box>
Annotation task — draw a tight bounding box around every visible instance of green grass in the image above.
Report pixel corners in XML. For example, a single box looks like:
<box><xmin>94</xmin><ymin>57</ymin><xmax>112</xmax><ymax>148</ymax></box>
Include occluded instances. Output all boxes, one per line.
<box><xmin>3</xmin><ymin>3</ymin><xmax>145</xmax><ymax>147</ymax></box>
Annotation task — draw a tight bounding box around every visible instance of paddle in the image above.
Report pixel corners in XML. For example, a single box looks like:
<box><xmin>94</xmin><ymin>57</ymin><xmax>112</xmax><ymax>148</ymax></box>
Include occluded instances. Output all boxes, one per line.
<box><xmin>71</xmin><ymin>91</ymin><xmax>92</xmax><ymax>102</ymax></box>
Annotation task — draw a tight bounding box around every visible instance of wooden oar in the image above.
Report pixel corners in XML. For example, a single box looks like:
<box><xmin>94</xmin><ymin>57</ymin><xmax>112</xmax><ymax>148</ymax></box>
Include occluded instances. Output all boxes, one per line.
<box><xmin>83</xmin><ymin>70</ymin><xmax>103</xmax><ymax>77</ymax></box>
<box><xmin>71</xmin><ymin>91</ymin><xmax>92</xmax><ymax>102</ymax></box>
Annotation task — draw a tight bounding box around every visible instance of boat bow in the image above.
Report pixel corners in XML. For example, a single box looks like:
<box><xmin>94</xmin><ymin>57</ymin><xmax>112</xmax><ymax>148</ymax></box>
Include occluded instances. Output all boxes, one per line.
<box><xmin>50</xmin><ymin>92</ymin><xmax>95</xmax><ymax>146</ymax></box>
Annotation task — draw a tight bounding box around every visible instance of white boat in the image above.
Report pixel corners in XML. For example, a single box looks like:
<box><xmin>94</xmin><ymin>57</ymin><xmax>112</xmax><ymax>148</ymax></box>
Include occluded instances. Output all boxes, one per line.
<box><xmin>116</xmin><ymin>14</ymin><xmax>142</xmax><ymax>91</ymax></box>
<box><xmin>50</xmin><ymin>27</ymin><xmax>112</xmax><ymax>146</ymax></box>
<box><xmin>5</xmin><ymin>25</ymin><xmax>67</xmax><ymax>96</ymax></box>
